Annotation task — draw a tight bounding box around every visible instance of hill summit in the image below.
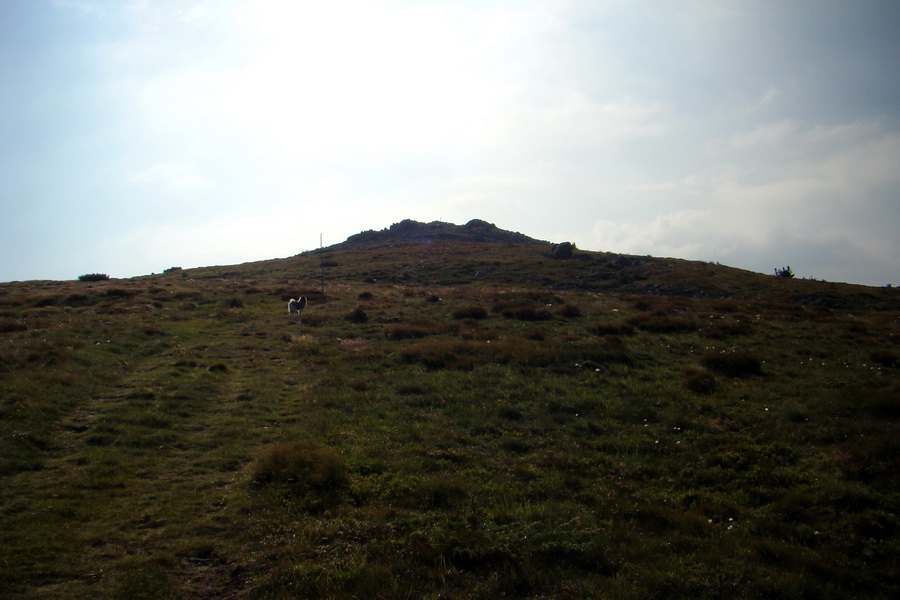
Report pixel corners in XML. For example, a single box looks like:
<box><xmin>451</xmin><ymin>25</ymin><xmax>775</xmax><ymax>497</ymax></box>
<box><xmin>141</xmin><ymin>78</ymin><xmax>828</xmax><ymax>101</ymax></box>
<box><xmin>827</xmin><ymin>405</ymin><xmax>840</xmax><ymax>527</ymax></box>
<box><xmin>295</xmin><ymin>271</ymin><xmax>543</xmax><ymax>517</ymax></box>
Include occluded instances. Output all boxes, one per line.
<box><xmin>334</xmin><ymin>219</ymin><xmax>550</xmax><ymax>250</ymax></box>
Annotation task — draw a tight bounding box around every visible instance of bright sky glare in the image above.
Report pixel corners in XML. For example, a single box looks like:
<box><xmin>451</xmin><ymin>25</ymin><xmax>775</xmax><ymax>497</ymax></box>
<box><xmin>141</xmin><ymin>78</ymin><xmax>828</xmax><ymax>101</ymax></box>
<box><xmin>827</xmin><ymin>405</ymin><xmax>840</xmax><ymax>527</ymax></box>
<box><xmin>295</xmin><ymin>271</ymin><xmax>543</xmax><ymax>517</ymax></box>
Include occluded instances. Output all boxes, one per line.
<box><xmin>2</xmin><ymin>0</ymin><xmax>899</xmax><ymax>285</ymax></box>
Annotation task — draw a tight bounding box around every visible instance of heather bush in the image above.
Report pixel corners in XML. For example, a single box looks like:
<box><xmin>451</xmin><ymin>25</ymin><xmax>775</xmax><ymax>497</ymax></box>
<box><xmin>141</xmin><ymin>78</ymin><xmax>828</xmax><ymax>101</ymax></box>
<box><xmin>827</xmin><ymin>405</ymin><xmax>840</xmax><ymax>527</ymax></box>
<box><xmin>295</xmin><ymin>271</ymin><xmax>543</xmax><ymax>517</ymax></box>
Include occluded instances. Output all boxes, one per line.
<box><xmin>870</xmin><ymin>350</ymin><xmax>897</xmax><ymax>369</ymax></box>
<box><xmin>499</xmin><ymin>305</ymin><xmax>551</xmax><ymax>321</ymax></box>
<box><xmin>385</xmin><ymin>320</ymin><xmax>441</xmax><ymax>339</ymax></box>
<box><xmin>627</xmin><ymin>314</ymin><xmax>696</xmax><ymax>333</ymax></box>
<box><xmin>774</xmin><ymin>265</ymin><xmax>795</xmax><ymax>278</ymax></box>
<box><xmin>834</xmin><ymin>433</ymin><xmax>900</xmax><ymax>481</ymax></box>
<box><xmin>400</xmin><ymin>340</ymin><xmax>477</xmax><ymax>370</ymax></box>
<box><xmin>701</xmin><ymin>319</ymin><xmax>754</xmax><ymax>339</ymax></box>
<box><xmin>78</xmin><ymin>273</ymin><xmax>110</xmax><ymax>282</ymax></box>
<box><xmin>555</xmin><ymin>303</ymin><xmax>582</xmax><ymax>318</ymax></box>
<box><xmin>700</xmin><ymin>351</ymin><xmax>763</xmax><ymax>377</ymax></box>
<box><xmin>684</xmin><ymin>369</ymin><xmax>717</xmax><ymax>394</ymax></box>
<box><xmin>347</xmin><ymin>307</ymin><xmax>369</xmax><ymax>323</ymax></box>
<box><xmin>452</xmin><ymin>305</ymin><xmax>488</xmax><ymax>320</ymax></box>
<box><xmin>589</xmin><ymin>323</ymin><xmax>635</xmax><ymax>336</ymax></box>
<box><xmin>0</xmin><ymin>319</ymin><xmax>26</xmax><ymax>333</ymax></box>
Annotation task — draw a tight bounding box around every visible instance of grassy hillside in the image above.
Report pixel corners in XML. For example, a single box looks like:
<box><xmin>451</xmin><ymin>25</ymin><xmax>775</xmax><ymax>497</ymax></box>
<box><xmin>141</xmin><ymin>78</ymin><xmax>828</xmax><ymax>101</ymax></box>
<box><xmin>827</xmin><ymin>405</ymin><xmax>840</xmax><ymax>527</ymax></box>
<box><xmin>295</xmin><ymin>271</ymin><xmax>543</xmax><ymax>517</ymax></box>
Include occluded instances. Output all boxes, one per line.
<box><xmin>1</xmin><ymin>238</ymin><xmax>898</xmax><ymax>599</ymax></box>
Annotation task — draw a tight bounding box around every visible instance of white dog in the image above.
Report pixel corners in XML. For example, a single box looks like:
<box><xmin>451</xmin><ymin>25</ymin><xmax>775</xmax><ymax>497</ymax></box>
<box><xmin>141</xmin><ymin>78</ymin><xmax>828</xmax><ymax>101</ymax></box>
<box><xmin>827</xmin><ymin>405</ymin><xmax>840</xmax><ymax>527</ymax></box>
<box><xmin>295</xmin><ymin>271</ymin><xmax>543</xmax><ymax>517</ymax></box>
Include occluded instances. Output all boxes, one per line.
<box><xmin>288</xmin><ymin>296</ymin><xmax>307</xmax><ymax>316</ymax></box>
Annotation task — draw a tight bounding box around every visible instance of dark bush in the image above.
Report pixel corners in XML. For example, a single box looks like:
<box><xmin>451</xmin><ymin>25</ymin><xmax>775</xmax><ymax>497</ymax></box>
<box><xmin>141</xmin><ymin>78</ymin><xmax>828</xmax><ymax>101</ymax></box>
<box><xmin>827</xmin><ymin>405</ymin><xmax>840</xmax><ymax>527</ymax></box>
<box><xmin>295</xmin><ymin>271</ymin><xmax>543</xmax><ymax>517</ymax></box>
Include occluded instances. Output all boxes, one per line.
<box><xmin>774</xmin><ymin>266</ymin><xmax>795</xmax><ymax>278</ymax></box>
<box><xmin>64</xmin><ymin>294</ymin><xmax>91</xmax><ymax>306</ymax></box>
<box><xmin>835</xmin><ymin>433</ymin><xmax>900</xmax><ymax>481</ymax></box>
<box><xmin>78</xmin><ymin>273</ymin><xmax>110</xmax><ymax>282</ymax></box>
<box><xmin>227</xmin><ymin>297</ymin><xmax>244</xmax><ymax>308</ymax></box>
<box><xmin>700</xmin><ymin>351</ymin><xmax>763</xmax><ymax>377</ymax></box>
<box><xmin>628</xmin><ymin>315</ymin><xmax>696</xmax><ymax>333</ymax></box>
<box><xmin>589</xmin><ymin>323</ymin><xmax>635</xmax><ymax>336</ymax></box>
<box><xmin>0</xmin><ymin>319</ymin><xmax>27</xmax><ymax>333</ymax></box>
<box><xmin>35</xmin><ymin>297</ymin><xmax>58</xmax><ymax>307</ymax></box>
<box><xmin>400</xmin><ymin>340</ymin><xmax>476</xmax><ymax>370</ymax></box>
<box><xmin>685</xmin><ymin>369</ymin><xmax>717</xmax><ymax>394</ymax></box>
<box><xmin>385</xmin><ymin>320</ymin><xmax>441</xmax><ymax>339</ymax></box>
<box><xmin>701</xmin><ymin>319</ymin><xmax>754</xmax><ymax>339</ymax></box>
<box><xmin>500</xmin><ymin>306</ymin><xmax>551</xmax><ymax>321</ymax></box>
<box><xmin>358</xmin><ymin>291</ymin><xmax>374</xmax><ymax>300</ymax></box>
<box><xmin>870</xmin><ymin>350</ymin><xmax>897</xmax><ymax>369</ymax></box>
<box><xmin>347</xmin><ymin>307</ymin><xmax>369</xmax><ymax>323</ymax></box>
<box><xmin>555</xmin><ymin>304</ymin><xmax>582</xmax><ymax>318</ymax></box>
<box><xmin>421</xmin><ymin>478</ymin><xmax>469</xmax><ymax>509</ymax></box>
<box><xmin>452</xmin><ymin>305</ymin><xmax>488</xmax><ymax>320</ymax></box>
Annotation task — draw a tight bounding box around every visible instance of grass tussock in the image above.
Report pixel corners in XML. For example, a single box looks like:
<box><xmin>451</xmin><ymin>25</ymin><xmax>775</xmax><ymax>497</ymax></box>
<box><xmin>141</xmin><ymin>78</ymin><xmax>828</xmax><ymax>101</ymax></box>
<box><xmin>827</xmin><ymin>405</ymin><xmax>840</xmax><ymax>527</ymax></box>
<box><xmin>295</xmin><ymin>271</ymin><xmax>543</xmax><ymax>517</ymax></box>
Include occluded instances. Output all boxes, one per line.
<box><xmin>250</xmin><ymin>440</ymin><xmax>347</xmax><ymax>492</ymax></box>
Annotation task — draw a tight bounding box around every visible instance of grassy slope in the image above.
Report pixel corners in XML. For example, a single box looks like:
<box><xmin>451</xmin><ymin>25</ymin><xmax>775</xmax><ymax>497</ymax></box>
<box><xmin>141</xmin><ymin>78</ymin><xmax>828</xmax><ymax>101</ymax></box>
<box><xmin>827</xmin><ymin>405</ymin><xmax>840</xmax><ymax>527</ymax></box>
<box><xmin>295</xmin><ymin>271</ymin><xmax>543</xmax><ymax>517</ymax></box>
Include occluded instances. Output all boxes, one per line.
<box><xmin>1</xmin><ymin>243</ymin><xmax>898</xmax><ymax>599</ymax></box>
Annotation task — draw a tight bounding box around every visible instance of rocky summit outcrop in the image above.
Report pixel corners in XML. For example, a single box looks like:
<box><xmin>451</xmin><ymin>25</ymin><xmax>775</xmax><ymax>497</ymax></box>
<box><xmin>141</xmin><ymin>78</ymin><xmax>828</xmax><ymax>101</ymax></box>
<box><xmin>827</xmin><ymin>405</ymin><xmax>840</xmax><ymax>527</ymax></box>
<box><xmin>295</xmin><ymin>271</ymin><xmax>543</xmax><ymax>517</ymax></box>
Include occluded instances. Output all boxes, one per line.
<box><xmin>335</xmin><ymin>219</ymin><xmax>551</xmax><ymax>250</ymax></box>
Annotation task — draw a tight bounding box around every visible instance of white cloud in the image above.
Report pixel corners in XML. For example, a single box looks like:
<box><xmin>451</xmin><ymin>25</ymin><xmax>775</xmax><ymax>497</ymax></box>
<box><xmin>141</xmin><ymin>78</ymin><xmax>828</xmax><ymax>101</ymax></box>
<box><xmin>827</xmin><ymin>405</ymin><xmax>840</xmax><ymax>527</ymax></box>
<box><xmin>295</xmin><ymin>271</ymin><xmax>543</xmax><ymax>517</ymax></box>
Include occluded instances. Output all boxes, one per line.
<box><xmin>50</xmin><ymin>0</ymin><xmax>106</xmax><ymax>17</ymax></box>
<box><xmin>729</xmin><ymin>120</ymin><xmax>797</xmax><ymax>149</ymax></box>
<box><xmin>128</xmin><ymin>162</ymin><xmax>212</xmax><ymax>194</ymax></box>
<box><xmin>494</xmin><ymin>94</ymin><xmax>669</xmax><ymax>156</ymax></box>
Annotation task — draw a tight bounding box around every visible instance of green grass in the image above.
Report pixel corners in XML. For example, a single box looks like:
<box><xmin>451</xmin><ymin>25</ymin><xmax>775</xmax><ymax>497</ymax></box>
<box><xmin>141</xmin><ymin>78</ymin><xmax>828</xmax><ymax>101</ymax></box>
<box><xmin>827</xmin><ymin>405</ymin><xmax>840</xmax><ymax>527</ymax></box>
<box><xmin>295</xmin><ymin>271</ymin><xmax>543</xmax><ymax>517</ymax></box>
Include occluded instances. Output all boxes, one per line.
<box><xmin>1</xmin><ymin>246</ymin><xmax>899</xmax><ymax>599</ymax></box>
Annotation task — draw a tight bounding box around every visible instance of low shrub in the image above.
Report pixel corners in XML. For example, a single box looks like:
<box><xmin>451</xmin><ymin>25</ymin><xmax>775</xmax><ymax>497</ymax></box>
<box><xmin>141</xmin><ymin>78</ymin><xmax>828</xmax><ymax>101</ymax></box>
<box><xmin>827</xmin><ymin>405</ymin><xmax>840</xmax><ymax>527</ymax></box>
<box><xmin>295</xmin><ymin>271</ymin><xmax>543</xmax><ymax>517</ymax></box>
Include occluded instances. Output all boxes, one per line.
<box><xmin>105</xmin><ymin>288</ymin><xmax>135</xmax><ymax>298</ymax></box>
<box><xmin>301</xmin><ymin>313</ymin><xmax>328</xmax><ymax>327</ymax></box>
<box><xmin>64</xmin><ymin>293</ymin><xmax>91</xmax><ymax>306</ymax></box>
<box><xmin>78</xmin><ymin>273</ymin><xmax>110</xmax><ymax>282</ymax></box>
<box><xmin>774</xmin><ymin>266</ymin><xmax>795</xmax><ymax>278</ymax></box>
<box><xmin>385</xmin><ymin>320</ymin><xmax>441</xmax><ymax>339</ymax></box>
<box><xmin>555</xmin><ymin>303</ymin><xmax>582</xmax><ymax>318</ymax></box>
<box><xmin>452</xmin><ymin>305</ymin><xmax>488</xmax><ymax>320</ymax></box>
<box><xmin>589</xmin><ymin>323</ymin><xmax>635</xmax><ymax>336</ymax></box>
<box><xmin>627</xmin><ymin>315</ymin><xmax>696</xmax><ymax>333</ymax></box>
<box><xmin>834</xmin><ymin>433</ymin><xmax>900</xmax><ymax>481</ymax></box>
<box><xmin>400</xmin><ymin>340</ymin><xmax>477</xmax><ymax>370</ymax></box>
<box><xmin>684</xmin><ymin>369</ymin><xmax>716</xmax><ymax>394</ymax></box>
<box><xmin>347</xmin><ymin>307</ymin><xmax>369</xmax><ymax>323</ymax></box>
<box><xmin>499</xmin><ymin>306</ymin><xmax>551</xmax><ymax>321</ymax></box>
<box><xmin>870</xmin><ymin>350</ymin><xmax>897</xmax><ymax>369</ymax></box>
<box><xmin>700</xmin><ymin>351</ymin><xmax>762</xmax><ymax>377</ymax></box>
<box><xmin>701</xmin><ymin>319</ymin><xmax>754</xmax><ymax>339</ymax></box>
<box><xmin>858</xmin><ymin>388</ymin><xmax>900</xmax><ymax>419</ymax></box>
<box><xmin>0</xmin><ymin>319</ymin><xmax>26</xmax><ymax>333</ymax></box>
<box><xmin>227</xmin><ymin>297</ymin><xmax>244</xmax><ymax>308</ymax></box>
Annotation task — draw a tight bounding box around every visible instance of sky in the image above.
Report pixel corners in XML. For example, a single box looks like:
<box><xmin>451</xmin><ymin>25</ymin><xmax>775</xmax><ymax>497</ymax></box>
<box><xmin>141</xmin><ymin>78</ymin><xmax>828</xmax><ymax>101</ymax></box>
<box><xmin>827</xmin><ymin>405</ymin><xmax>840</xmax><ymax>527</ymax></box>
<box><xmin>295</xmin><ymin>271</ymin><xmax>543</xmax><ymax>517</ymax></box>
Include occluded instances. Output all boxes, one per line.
<box><xmin>1</xmin><ymin>0</ymin><xmax>899</xmax><ymax>286</ymax></box>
